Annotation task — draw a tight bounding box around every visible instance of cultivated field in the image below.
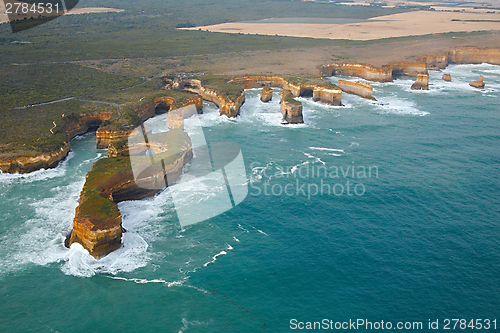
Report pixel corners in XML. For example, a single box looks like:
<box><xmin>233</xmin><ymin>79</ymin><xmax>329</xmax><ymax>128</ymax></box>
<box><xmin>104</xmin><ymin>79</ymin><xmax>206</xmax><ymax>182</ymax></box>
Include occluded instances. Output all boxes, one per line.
<box><xmin>184</xmin><ymin>10</ymin><xmax>500</xmax><ymax>40</ymax></box>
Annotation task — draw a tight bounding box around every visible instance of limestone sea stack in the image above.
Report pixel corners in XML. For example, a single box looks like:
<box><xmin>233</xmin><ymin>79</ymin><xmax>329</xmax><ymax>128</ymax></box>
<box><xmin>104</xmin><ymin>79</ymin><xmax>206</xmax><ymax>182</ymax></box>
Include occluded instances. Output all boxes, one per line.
<box><xmin>229</xmin><ymin>75</ymin><xmax>342</xmax><ymax>106</ymax></box>
<box><xmin>260</xmin><ymin>86</ymin><xmax>273</xmax><ymax>102</ymax></box>
<box><xmin>469</xmin><ymin>75</ymin><xmax>485</xmax><ymax>89</ymax></box>
<box><xmin>411</xmin><ymin>74</ymin><xmax>429</xmax><ymax>90</ymax></box>
<box><xmin>280</xmin><ymin>89</ymin><xmax>303</xmax><ymax>124</ymax></box>
<box><xmin>442</xmin><ymin>74</ymin><xmax>452</xmax><ymax>82</ymax></box>
<box><xmin>337</xmin><ymin>80</ymin><xmax>376</xmax><ymax>101</ymax></box>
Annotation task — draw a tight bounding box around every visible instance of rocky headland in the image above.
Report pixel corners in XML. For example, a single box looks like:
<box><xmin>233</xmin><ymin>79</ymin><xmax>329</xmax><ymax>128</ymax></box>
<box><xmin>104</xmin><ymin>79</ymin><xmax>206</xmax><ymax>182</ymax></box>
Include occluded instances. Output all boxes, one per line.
<box><xmin>68</xmin><ymin>128</ymin><xmax>193</xmax><ymax>258</ymax></box>
<box><xmin>336</xmin><ymin>80</ymin><xmax>376</xmax><ymax>101</ymax></box>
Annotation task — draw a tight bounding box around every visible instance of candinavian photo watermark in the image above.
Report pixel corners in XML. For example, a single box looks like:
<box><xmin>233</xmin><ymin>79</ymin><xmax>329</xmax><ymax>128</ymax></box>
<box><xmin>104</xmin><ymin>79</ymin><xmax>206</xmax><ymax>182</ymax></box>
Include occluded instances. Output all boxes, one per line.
<box><xmin>250</xmin><ymin>162</ymin><xmax>379</xmax><ymax>199</ymax></box>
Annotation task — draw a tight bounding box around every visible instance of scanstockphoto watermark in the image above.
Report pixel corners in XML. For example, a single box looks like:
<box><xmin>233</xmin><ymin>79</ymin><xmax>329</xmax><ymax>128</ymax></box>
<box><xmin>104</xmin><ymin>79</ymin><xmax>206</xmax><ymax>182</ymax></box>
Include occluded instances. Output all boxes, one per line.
<box><xmin>250</xmin><ymin>162</ymin><xmax>379</xmax><ymax>199</ymax></box>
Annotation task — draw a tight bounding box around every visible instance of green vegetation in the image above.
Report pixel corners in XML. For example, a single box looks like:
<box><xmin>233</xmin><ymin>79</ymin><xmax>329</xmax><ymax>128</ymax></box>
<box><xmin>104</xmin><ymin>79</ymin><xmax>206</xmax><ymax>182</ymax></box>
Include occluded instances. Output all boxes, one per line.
<box><xmin>0</xmin><ymin>63</ymin><xmax>143</xmax><ymax>111</ymax></box>
<box><xmin>78</xmin><ymin>129</ymin><xmax>190</xmax><ymax>221</ymax></box>
<box><xmin>0</xmin><ymin>0</ymin><xmax>415</xmax><ymax>66</ymax></box>
<box><xmin>281</xmin><ymin>89</ymin><xmax>301</xmax><ymax>105</ymax></box>
<box><xmin>0</xmin><ymin>68</ymin><xmax>200</xmax><ymax>158</ymax></box>
<box><xmin>0</xmin><ymin>99</ymin><xmax>116</xmax><ymax>157</ymax></box>
<box><xmin>200</xmin><ymin>75</ymin><xmax>244</xmax><ymax>100</ymax></box>
<box><xmin>284</xmin><ymin>75</ymin><xmax>337</xmax><ymax>88</ymax></box>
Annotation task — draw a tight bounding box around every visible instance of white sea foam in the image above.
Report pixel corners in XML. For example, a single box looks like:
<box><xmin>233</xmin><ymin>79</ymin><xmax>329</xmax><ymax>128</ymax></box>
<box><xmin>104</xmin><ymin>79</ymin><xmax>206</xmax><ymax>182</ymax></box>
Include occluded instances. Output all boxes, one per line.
<box><xmin>0</xmin><ymin>151</ymin><xmax>74</xmax><ymax>185</ymax></box>
<box><xmin>203</xmin><ymin>250</ymin><xmax>227</xmax><ymax>267</ymax></box>
<box><xmin>374</xmin><ymin>97</ymin><xmax>429</xmax><ymax>117</ymax></box>
<box><xmin>303</xmin><ymin>152</ymin><xmax>326</xmax><ymax>165</ymax></box>
<box><xmin>107</xmin><ymin>275</ymin><xmax>185</xmax><ymax>286</ymax></box>
<box><xmin>309</xmin><ymin>147</ymin><xmax>345</xmax><ymax>153</ymax></box>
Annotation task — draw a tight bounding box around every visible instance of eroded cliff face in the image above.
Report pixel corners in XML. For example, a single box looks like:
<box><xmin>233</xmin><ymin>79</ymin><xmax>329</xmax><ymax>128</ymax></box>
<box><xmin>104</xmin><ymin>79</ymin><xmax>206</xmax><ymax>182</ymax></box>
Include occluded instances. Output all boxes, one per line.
<box><xmin>97</xmin><ymin>95</ymin><xmax>203</xmax><ymax>150</ymax></box>
<box><xmin>280</xmin><ymin>89</ymin><xmax>304</xmax><ymax>124</ymax></box>
<box><xmin>260</xmin><ymin>86</ymin><xmax>273</xmax><ymax>103</ymax></box>
<box><xmin>416</xmin><ymin>53</ymin><xmax>449</xmax><ymax>70</ymax></box>
<box><xmin>411</xmin><ymin>74</ymin><xmax>429</xmax><ymax>90</ymax></box>
<box><xmin>0</xmin><ymin>143</ymin><xmax>70</xmax><ymax>174</ymax></box>
<box><xmin>449</xmin><ymin>48</ymin><xmax>500</xmax><ymax>65</ymax></box>
<box><xmin>0</xmin><ymin>111</ymin><xmax>112</xmax><ymax>174</ymax></box>
<box><xmin>68</xmin><ymin>129</ymin><xmax>193</xmax><ymax>258</ymax></box>
<box><xmin>200</xmin><ymin>88</ymin><xmax>246</xmax><ymax>118</ymax></box>
<box><xmin>319</xmin><ymin>63</ymin><xmax>393</xmax><ymax>83</ymax></box>
<box><xmin>174</xmin><ymin>79</ymin><xmax>245</xmax><ymax>118</ymax></box>
<box><xmin>65</xmin><ymin>112</ymin><xmax>113</xmax><ymax>140</ymax></box>
<box><xmin>417</xmin><ymin>48</ymin><xmax>500</xmax><ymax>68</ymax></box>
<box><xmin>390</xmin><ymin>62</ymin><xmax>428</xmax><ymax>77</ymax></box>
<box><xmin>337</xmin><ymin>80</ymin><xmax>376</xmax><ymax>101</ymax></box>
<box><xmin>230</xmin><ymin>75</ymin><xmax>342</xmax><ymax>106</ymax></box>
<box><xmin>96</xmin><ymin>128</ymin><xmax>133</xmax><ymax>150</ymax></box>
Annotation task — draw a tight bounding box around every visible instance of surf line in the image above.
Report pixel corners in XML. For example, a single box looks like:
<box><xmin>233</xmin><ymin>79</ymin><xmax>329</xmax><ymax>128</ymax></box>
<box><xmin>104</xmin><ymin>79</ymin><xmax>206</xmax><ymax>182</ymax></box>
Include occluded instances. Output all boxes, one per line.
<box><xmin>203</xmin><ymin>244</ymin><xmax>234</xmax><ymax>267</ymax></box>
<box><xmin>106</xmin><ymin>276</ymin><xmax>184</xmax><ymax>287</ymax></box>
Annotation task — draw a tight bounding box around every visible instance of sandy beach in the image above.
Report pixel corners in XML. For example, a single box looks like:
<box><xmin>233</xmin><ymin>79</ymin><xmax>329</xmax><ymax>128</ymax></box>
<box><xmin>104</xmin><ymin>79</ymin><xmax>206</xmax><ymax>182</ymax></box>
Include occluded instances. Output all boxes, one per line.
<box><xmin>184</xmin><ymin>10</ymin><xmax>500</xmax><ymax>41</ymax></box>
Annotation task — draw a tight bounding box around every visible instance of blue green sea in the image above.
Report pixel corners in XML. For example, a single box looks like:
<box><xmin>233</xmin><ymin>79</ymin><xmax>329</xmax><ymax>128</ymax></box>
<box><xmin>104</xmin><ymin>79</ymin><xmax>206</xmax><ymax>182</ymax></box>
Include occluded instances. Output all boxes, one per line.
<box><xmin>1</xmin><ymin>64</ymin><xmax>499</xmax><ymax>332</ymax></box>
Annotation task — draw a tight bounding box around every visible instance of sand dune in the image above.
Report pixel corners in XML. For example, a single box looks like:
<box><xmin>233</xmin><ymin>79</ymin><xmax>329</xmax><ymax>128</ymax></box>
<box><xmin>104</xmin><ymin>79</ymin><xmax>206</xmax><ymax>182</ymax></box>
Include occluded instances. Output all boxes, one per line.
<box><xmin>184</xmin><ymin>10</ymin><xmax>500</xmax><ymax>40</ymax></box>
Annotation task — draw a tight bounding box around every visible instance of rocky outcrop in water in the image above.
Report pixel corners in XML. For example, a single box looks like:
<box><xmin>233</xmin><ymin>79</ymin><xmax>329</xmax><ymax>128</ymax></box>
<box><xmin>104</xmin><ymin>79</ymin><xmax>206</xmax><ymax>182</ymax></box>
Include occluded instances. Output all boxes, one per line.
<box><xmin>280</xmin><ymin>89</ymin><xmax>303</xmax><ymax>124</ymax></box>
<box><xmin>337</xmin><ymin>80</ymin><xmax>376</xmax><ymax>100</ymax></box>
<box><xmin>411</xmin><ymin>74</ymin><xmax>429</xmax><ymax>90</ymax></box>
<box><xmin>260</xmin><ymin>86</ymin><xmax>273</xmax><ymax>102</ymax></box>
<box><xmin>442</xmin><ymin>74</ymin><xmax>452</xmax><ymax>82</ymax></box>
<box><xmin>175</xmin><ymin>78</ymin><xmax>245</xmax><ymax>117</ymax></box>
<box><xmin>230</xmin><ymin>75</ymin><xmax>342</xmax><ymax>106</ymax></box>
<box><xmin>469</xmin><ymin>75</ymin><xmax>485</xmax><ymax>89</ymax></box>
<box><xmin>68</xmin><ymin>128</ymin><xmax>193</xmax><ymax>258</ymax></box>
<box><xmin>201</xmin><ymin>88</ymin><xmax>246</xmax><ymax>118</ymax></box>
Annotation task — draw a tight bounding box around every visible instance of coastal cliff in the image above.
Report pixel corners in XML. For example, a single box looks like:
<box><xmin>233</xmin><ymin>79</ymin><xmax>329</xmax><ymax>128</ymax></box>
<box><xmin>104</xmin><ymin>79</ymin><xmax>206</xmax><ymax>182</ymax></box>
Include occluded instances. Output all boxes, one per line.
<box><xmin>0</xmin><ymin>143</ymin><xmax>70</xmax><ymax>174</ymax></box>
<box><xmin>337</xmin><ymin>80</ymin><xmax>376</xmax><ymax>101</ymax></box>
<box><xmin>280</xmin><ymin>89</ymin><xmax>303</xmax><ymax>124</ymax></box>
<box><xmin>319</xmin><ymin>62</ymin><xmax>428</xmax><ymax>82</ymax></box>
<box><xmin>174</xmin><ymin>77</ymin><xmax>245</xmax><ymax>117</ymax></box>
<box><xmin>319</xmin><ymin>63</ymin><xmax>393</xmax><ymax>82</ymax></box>
<box><xmin>201</xmin><ymin>87</ymin><xmax>246</xmax><ymax>118</ymax></box>
<box><xmin>417</xmin><ymin>48</ymin><xmax>500</xmax><ymax>68</ymax></box>
<box><xmin>0</xmin><ymin>111</ymin><xmax>112</xmax><ymax>174</ymax></box>
<box><xmin>230</xmin><ymin>75</ymin><xmax>342</xmax><ymax>106</ymax></box>
<box><xmin>96</xmin><ymin>95</ymin><xmax>202</xmax><ymax>150</ymax></box>
<box><xmin>390</xmin><ymin>62</ymin><xmax>428</xmax><ymax>77</ymax></box>
<box><xmin>68</xmin><ymin>129</ymin><xmax>193</xmax><ymax>258</ymax></box>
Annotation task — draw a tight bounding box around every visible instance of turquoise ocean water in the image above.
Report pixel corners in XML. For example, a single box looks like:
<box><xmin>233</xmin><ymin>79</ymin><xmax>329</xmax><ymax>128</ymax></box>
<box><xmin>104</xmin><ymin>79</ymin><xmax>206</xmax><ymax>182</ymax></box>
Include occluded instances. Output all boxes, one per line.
<box><xmin>1</xmin><ymin>64</ymin><xmax>499</xmax><ymax>332</ymax></box>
